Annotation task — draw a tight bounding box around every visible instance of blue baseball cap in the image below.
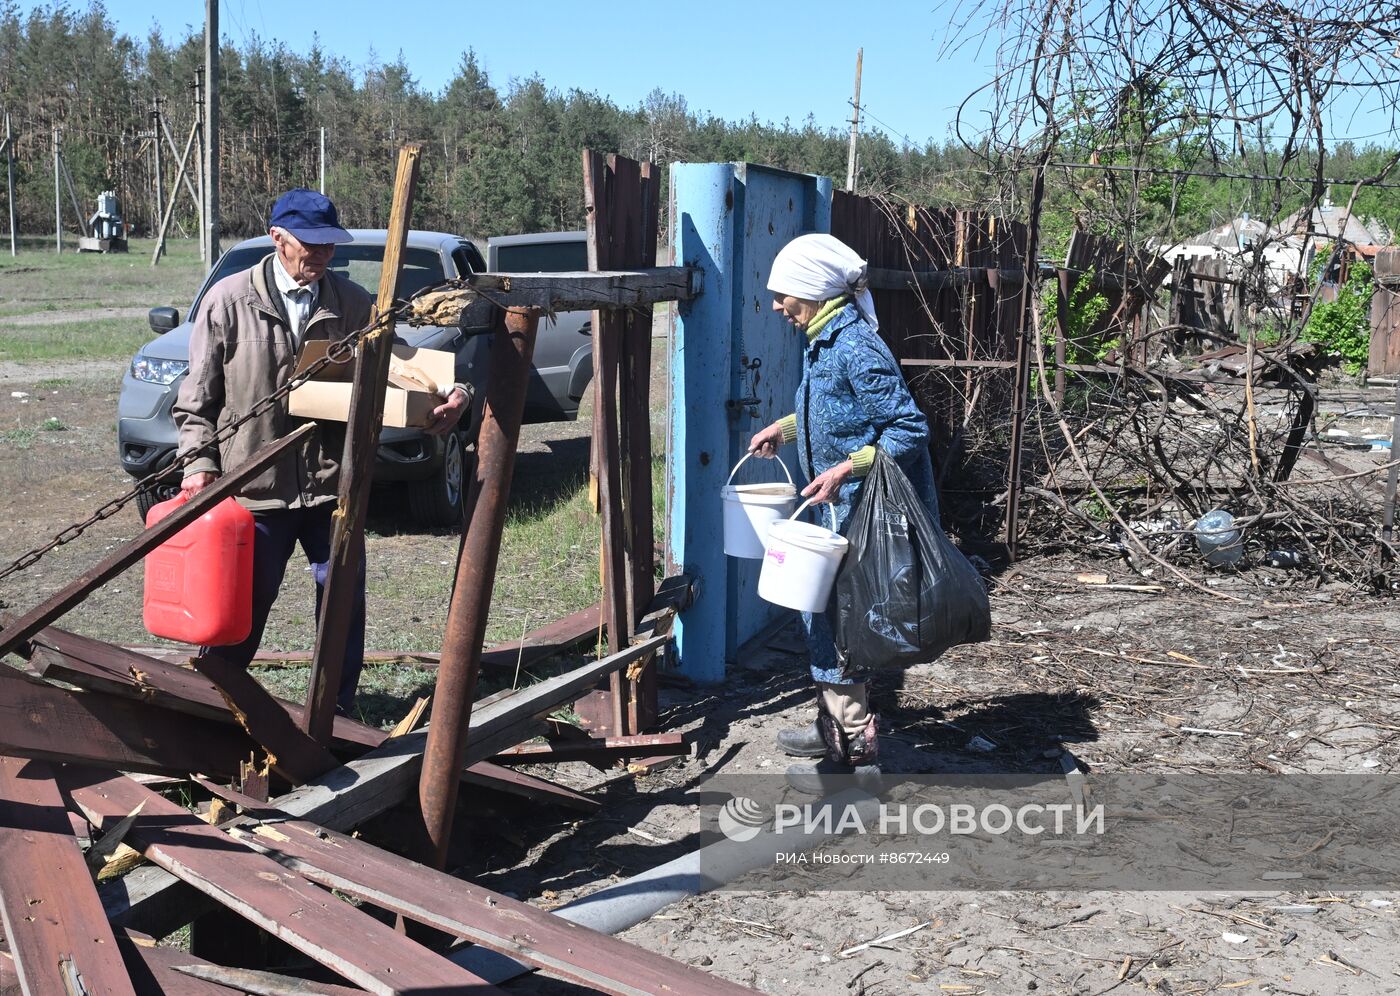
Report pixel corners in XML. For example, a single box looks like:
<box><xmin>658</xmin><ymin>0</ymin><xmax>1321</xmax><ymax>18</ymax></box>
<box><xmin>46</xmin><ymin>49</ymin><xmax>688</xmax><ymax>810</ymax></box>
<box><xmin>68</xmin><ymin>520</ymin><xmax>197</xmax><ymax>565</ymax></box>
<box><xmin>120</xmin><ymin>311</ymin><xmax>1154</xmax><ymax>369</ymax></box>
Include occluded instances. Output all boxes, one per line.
<box><xmin>269</xmin><ymin>188</ymin><xmax>352</xmax><ymax>245</ymax></box>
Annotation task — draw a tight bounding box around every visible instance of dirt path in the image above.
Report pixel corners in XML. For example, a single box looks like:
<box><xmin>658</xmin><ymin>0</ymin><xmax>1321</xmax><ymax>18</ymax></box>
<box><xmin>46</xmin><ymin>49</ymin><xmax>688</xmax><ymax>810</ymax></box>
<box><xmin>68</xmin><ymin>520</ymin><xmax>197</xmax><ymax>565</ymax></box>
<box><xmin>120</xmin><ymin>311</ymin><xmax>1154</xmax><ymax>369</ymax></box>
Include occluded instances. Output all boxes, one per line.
<box><xmin>1</xmin><ymin>305</ymin><xmax>151</xmax><ymax>326</ymax></box>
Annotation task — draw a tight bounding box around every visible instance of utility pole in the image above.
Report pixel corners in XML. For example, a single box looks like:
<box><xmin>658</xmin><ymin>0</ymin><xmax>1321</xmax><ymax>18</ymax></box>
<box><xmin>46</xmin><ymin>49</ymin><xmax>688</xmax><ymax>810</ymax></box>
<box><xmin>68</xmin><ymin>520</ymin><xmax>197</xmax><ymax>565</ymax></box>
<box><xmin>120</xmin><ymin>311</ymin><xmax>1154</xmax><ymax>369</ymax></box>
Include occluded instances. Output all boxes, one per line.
<box><xmin>319</xmin><ymin>126</ymin><xmax>325</xmax><ymax>194</ymax></box>
<box><xmin>845</xmin><ymin>48</ymin><xmax>863</xmax><ymax>193</ymax></box>
<box><xmin>53</xmin><ymin>128</ymin><xmax>61</xmax><ymax>253</ymax></box>
<box><xmin>192</xmin><ymin>75</ymin><xmax>206</xmax><ymax>262</ymax></box>
<box><xmin>151</xmin><ymin>98</ymin><xmax>164</xmax><ymax>257</ymax></box>
<box><xmin>204</xmin><ymin>0</ymin><xmax>220</xmax><ymax>268</ymax></box>
<box><xmin>5</xmin><ymin>113</ymin><xmax>15</xmax><ymax>256</ymax></box>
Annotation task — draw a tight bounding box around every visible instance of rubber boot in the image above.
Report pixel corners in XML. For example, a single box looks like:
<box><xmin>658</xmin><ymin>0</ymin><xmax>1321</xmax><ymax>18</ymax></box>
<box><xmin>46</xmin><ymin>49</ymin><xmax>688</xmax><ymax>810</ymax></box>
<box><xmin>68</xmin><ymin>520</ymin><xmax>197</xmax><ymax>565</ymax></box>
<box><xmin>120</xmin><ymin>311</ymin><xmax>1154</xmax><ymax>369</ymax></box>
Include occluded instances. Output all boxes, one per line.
<box><xmin>786</xmin><ymin>682</ymin><xmax>881</xmax><ymax>795</ymax></box>
<box><xmin>776</xmin><ymin>719</ymin><xmax>827</xmax><ymax>757</ymax></box>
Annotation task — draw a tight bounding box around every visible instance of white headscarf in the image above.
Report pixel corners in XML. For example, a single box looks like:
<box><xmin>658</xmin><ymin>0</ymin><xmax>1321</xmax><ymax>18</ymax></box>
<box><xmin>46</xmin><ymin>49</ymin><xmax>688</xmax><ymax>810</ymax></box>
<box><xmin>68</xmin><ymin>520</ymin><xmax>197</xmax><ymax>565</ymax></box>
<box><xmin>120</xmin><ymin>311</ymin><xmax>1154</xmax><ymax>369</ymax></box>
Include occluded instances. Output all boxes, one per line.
<box><xmin>766</xmin><ymin>233</ymin><xmax>878</xmax><ymax>331</ymax></box>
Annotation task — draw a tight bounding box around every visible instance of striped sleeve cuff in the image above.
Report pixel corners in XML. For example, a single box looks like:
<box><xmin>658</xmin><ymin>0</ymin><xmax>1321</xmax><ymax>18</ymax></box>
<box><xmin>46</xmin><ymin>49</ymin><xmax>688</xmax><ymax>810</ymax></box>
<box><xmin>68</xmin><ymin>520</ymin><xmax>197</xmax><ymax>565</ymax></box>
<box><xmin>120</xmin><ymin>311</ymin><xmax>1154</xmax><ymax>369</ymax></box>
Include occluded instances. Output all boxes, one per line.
<box><xmin>778</xmin><ymin>414</ymin><xmax>798</xmax><ymax>444</ymax></box>
<box><xmin>849</xmin><ymin>445</ymin><xmax>877</xmax><ymax>477</ymax></box>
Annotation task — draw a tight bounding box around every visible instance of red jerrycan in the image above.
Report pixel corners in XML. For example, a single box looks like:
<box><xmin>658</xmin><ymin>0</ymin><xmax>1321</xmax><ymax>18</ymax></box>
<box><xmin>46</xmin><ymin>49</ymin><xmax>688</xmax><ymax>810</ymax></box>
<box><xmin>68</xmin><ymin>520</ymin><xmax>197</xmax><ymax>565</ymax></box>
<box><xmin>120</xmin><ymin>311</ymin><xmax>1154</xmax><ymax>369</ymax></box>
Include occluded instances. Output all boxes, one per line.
<box><xmin>143</xmin><ymin>492</ymin><xmax>255</xmax><ymax>646</ymax></box>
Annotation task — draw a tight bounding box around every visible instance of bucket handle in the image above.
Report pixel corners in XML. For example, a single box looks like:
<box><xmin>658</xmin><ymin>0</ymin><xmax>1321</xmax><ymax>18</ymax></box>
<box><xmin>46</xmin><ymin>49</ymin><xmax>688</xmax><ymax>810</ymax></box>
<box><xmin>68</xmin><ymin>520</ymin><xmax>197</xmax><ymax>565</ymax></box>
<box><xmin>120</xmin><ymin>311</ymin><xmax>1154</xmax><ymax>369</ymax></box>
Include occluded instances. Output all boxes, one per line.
<box><xmin>789</xmin><ymin>496</ymin><xmax>838</xmax><ymax>532</ymax></box>
<box><xmin>727</xmin><ymin>450</ymin><xmax>794</xmax><ymax>489</ymax></box>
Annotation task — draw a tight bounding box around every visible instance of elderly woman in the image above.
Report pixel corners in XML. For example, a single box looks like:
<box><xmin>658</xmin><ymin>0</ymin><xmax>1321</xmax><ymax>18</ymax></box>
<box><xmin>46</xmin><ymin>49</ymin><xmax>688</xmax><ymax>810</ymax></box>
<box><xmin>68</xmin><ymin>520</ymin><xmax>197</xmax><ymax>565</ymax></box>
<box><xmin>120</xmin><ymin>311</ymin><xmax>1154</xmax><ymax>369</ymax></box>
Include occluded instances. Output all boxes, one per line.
<box><xmin>748</xmin><ymin>233</ymin><xmax>938</xmax><ymax>793</ymax></box>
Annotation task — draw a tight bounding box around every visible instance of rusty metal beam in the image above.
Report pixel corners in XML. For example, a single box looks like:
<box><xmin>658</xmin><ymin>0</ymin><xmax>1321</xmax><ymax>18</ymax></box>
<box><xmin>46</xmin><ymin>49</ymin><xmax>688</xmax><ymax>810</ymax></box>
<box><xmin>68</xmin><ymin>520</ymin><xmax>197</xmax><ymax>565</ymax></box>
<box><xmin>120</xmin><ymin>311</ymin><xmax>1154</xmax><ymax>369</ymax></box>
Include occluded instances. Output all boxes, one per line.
<box><xmin>417</xmin><ymin>306</ymin><xmax>541</xmax><ymax>868</ymax></box>
<box><xmin>0</xmin><ymin>424</ymin><xmax>313</xmax><ymax>660</ymax></box>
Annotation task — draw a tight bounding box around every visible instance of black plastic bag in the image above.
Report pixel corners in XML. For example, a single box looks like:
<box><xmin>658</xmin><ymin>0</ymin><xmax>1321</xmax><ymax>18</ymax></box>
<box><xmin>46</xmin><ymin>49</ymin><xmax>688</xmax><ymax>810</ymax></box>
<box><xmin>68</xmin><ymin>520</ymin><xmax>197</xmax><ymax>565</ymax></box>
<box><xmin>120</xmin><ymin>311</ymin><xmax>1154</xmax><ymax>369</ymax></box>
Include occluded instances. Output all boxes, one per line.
<box><xmin>834</xmin><ymin>449</ymin><xmax>990</xmax><ymax>669</ymax></box>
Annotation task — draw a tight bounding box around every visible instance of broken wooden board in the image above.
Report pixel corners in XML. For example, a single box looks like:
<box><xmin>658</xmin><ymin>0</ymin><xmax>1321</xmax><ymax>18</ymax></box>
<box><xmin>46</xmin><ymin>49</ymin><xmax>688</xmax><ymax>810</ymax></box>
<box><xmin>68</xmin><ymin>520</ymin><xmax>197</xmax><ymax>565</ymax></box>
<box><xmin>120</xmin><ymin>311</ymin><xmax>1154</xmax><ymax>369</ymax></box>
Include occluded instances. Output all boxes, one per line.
<box><xmin>191</xmin><ymin>650</ymin><xmax>340</xmax><ymax>785</ymax></box>
<box><xmin>101</xmin><ymin>635</ymin><xmax>665</xmax><ymax>935</ymax></box>
<box><xmin>229</xmin><ymin>815</ymin><xmax>758</xmax><ymax>996</ymax></box>
<box><xmin>406</xmin><ymin>268</ymin><xmax>700</xmax><ymax>327</ymax></box>
<box><xmin>24</xmin><ymin>626</ymin><xmax>384</xmax><ymax>751</ymax></box>
<box><xmin>116</xmin><ymin>932</ymin><xmax>237</xmax><ymax>995</ymax></box>
<box><xmin>479</xmin><ymin>601</ymin><xmax>603</xmax><ymax>670</ymax></box>
<box><xmin>461</xmin><ymin>761</ymin><xmax>598</xmax><ymax>813</ymax></box>
<box><xmin>61</xmin><ymin>770</ymin><xmax>500</xmax><ymax>996</ymax></box>
<box><xmin>172</xmin><ymin>962</ymin><xmax>367</xmax><ymax>995</ymax></box>
<box><xmin>0</xmin><ymin>757</ymin><xmax>137</xmax><ymax>996</ymax></box>
<box><xmin>492</xmin><ymin>732</ymin><xmax>686</xmax><ymax>766</ymax></box>
<box><xmin>0</xmin><ymin>667</ymin><xmax>251</xmax><ymax>779</ymax></box>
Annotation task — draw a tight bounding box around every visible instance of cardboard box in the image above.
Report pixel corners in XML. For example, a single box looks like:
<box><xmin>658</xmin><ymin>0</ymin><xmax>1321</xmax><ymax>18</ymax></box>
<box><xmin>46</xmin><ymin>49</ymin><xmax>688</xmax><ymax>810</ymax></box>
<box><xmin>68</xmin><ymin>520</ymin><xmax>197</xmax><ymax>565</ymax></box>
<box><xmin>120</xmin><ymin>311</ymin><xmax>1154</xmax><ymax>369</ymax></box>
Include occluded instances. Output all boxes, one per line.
<box><xmin>288</xmin><ymin>340</ymin><xmax>455</xmax><ymax>429</ymax></box>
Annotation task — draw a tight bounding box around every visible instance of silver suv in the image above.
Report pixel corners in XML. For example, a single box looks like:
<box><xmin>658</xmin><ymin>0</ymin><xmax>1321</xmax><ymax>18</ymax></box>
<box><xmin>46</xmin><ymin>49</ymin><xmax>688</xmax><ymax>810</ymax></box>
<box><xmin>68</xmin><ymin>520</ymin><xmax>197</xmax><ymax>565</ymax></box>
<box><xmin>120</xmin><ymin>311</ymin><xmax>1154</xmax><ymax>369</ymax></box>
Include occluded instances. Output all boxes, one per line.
<box><xmin>120</xmin><ymin>230</ymin><xmax>493</xmax><ymax>527</ymax></box>
<box><xmin>486</xmin><ymin>231</ymin><xmax>594</xmax><ymax>422</ymax></box>
<box><xmin>119</xmin><ymin>229</ymin><xmax>596</xmax><ymax>527</ymax></box>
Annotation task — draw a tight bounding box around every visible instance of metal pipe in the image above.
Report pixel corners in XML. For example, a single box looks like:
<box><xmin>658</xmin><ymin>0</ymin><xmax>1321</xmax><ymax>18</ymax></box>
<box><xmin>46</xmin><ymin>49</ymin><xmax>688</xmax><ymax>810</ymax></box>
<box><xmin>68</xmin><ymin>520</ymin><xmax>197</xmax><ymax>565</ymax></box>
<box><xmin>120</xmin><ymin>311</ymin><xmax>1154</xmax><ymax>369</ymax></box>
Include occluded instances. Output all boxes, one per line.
<box><xmin>418</xmin><ymin>306</ymin><xmax>540</xmax><ymax>868</ymax></box>
<box><xmin>450</xmin><ymin>788</ymin><xmax>881</xmax><ymax>984</ymax></box>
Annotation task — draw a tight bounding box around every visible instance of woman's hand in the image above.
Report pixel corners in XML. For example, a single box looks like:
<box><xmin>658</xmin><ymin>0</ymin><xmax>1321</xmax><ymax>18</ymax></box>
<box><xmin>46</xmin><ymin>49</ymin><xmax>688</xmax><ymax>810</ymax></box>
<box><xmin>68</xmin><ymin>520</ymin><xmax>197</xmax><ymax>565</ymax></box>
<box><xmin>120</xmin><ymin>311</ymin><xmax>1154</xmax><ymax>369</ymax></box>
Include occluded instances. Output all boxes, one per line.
<box><xmin>748</xmin><ymin>421</ymin><xmax>786</xmax><ymax>458</ymax></box>
<box><xmin>802</xmin><ymin>459</ymin><xmax>854</xmax><ymax>504</ymax></box>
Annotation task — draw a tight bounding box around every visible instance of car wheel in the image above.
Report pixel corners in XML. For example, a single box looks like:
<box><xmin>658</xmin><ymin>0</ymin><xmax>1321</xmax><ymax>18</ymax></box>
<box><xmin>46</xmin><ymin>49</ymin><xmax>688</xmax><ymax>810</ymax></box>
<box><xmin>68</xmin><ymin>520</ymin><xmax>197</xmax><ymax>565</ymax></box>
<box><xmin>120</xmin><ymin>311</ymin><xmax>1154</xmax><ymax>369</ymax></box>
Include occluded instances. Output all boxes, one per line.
<box><xmin>407</xmin><ymin>431</ymin><xmax>474</xmax><ymax>528</ymax></box>
<box><xmin>135</xmin><ymin>479</ymin><xmax>181</xmax><ymax>524</ymax></box>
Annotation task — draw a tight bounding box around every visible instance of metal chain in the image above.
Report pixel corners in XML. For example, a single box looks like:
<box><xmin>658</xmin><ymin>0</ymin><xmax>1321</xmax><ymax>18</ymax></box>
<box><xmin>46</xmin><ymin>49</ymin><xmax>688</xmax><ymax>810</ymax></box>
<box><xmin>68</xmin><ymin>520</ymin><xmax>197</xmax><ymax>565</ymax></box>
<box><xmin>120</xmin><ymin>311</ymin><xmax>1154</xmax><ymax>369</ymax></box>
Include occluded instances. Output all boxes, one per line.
<box><xmin>0</xmin><ymin>300</ymin><xmax>411</xmax><ymax>584</ymax></box>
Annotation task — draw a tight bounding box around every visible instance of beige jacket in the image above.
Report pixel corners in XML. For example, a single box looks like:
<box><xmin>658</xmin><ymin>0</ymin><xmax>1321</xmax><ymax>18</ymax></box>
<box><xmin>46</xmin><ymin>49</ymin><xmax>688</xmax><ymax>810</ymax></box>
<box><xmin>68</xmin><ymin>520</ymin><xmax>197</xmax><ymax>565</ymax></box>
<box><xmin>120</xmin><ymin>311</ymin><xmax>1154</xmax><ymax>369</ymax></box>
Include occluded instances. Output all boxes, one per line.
<box><xmin>174</xmin><ymin>254</ymin><xmax>374</xmax><ymax>511</ymax></box>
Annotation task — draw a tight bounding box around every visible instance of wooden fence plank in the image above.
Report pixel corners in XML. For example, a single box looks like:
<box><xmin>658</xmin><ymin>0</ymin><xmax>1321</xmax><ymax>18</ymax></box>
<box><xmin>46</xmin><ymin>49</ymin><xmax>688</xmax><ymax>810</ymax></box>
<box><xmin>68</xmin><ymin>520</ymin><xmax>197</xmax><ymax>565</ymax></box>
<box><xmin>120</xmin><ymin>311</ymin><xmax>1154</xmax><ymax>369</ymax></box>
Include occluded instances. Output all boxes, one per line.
<box><xmin>99</xmin><ymin>635</ymin><xmax>666</xmax><ymax>935</ymax></box>
<box><xmin>0</xmin><ymin>758</ymin><xmax>137</xmax><ymax>996</ymax></box>
<box><xmin>227</xmin><ymin>816</ymin><xmax>757</xmax><ymax>996</ymax></box>
<box><xmin>23</xmin><ymin>627</ymin><xmax>383</xmax><ymax>751</ymax></box>
<box><xmin>0</xmin><ymin>668</ymin><xmax>250</xmax><ymax>779</ymax></box>
<box><xmin>584</xmin><ymin>150</ymin><xmax>634</xmax><ymax>744</ymax></box>
<box><xmin>491</xmin><ymin>732</ymin><xmax>685</xmax><ymax>766</ymax></box>
<box><xmin>192</xmin><ymin>650</ymin><xmax>339</xmax><ymax>785</ymax></box>
<box><xmin>60</xmin><ymin>770</ymin><xmax>499</xmax><ymax>996</ymax></box>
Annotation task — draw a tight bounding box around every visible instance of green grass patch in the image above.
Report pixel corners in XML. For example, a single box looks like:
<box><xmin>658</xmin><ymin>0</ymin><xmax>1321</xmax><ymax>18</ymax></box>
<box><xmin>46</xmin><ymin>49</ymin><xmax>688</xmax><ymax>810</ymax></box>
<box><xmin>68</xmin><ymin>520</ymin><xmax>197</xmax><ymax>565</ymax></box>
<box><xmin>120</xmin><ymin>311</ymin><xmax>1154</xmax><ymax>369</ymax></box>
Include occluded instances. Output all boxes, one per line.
<box><xmin>0</xmin><ymin>427</ymin><xmax>37</xmax><ymax>448</ymax></box>
<box><xmin>33</xmin><ymin>377</ymin><xmax>73</xmax><ymax>389</ymax></box>
<box><xmin>0</xmin><ymin>237</ymin><xmax>204</xmax><ymax>312</ymax></box>
<box><xmin>0</xmin><ymin>318</ymin><xmax>150</xmax><ymax>363</ymax></box>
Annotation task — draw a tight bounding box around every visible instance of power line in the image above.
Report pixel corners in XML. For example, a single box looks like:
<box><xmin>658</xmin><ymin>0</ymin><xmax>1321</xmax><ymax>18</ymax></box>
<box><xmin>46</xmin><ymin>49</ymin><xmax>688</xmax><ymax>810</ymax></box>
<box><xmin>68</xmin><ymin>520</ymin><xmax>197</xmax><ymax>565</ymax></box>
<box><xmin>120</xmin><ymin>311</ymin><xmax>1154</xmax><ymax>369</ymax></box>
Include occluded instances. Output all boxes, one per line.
<box><xmin>1050</xmin><ymin>159</ymin><xmax>1400</xmax><ymax>190</ymax></box>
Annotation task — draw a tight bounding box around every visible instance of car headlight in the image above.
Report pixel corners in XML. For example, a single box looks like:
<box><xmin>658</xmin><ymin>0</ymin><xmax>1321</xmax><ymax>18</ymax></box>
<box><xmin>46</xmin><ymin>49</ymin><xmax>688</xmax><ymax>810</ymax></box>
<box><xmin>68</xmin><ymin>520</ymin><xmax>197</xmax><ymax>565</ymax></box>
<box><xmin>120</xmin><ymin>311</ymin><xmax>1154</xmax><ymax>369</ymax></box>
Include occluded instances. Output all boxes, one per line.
<box><xmin>130</xmin><ymin>356</ymin><xmax>188</xmax><ymax>385</ymax></box>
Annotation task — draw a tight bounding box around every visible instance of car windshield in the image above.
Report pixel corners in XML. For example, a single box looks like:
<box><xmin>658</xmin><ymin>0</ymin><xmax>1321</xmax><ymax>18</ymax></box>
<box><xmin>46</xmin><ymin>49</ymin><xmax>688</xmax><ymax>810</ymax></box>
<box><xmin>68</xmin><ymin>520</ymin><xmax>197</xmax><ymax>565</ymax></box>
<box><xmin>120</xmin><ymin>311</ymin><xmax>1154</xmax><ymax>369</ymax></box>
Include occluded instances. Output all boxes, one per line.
<box><xmin>493</xmin><ymin>240</ymin><xmax>588</xmax><ymax>273</ymax></box>
<box><xmin>192</xmin><ymin>244</ymin><xmax>446</xmax><ymax>312</ymax></box>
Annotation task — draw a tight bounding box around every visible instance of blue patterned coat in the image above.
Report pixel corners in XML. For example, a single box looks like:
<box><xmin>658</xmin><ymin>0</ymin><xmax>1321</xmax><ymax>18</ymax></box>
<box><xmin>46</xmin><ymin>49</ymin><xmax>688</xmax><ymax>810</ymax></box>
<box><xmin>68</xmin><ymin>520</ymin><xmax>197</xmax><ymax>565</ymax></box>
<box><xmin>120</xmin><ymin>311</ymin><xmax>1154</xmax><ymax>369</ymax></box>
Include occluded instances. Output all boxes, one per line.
<box><xmin>793</xmin><ymin>302</ymin><xmax>939</xmax><ymax>683</ymax></box>
<box><xmin>795</xmin><ymin>303</ymin><xmax>938</xmax><ymax>530</ymax></box>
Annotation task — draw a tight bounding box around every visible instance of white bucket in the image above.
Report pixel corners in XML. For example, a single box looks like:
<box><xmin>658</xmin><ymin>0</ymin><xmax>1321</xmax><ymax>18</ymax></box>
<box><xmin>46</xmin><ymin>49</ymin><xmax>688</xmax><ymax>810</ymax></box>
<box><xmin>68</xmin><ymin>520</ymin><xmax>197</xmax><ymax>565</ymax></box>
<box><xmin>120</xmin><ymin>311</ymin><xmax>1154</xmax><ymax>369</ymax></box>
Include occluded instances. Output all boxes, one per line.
<box><xmin>758</xmin><ymin>498</ymin><xmax>849</xmax><ymax>612</ymax></box>
<box><xmin>721</xmin><ymin>451</ymin><xmax>799</xmax><ymax>558</ymax></box>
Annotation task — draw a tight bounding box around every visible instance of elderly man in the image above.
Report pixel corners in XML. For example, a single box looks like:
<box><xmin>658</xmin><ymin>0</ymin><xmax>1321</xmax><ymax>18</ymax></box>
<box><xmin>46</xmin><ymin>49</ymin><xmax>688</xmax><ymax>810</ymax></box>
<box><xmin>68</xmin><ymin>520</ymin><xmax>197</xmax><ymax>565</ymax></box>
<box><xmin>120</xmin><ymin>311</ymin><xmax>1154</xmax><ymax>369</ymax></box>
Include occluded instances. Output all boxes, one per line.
<box><xmin>174</xmin><ymin>188</ymin><xmax>469</xmax><ymax>712</ymax></box>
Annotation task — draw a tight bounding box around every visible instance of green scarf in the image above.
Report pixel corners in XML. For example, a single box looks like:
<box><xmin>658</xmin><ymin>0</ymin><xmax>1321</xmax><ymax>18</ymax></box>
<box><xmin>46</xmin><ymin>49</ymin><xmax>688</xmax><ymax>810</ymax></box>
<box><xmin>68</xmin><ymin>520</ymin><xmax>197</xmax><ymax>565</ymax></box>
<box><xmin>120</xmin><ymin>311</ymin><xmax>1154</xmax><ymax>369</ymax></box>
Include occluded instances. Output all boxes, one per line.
<box><xmin>804</xmin><ymin>295</ymin><xmax>849</xmax><ymax>342</ymax></box>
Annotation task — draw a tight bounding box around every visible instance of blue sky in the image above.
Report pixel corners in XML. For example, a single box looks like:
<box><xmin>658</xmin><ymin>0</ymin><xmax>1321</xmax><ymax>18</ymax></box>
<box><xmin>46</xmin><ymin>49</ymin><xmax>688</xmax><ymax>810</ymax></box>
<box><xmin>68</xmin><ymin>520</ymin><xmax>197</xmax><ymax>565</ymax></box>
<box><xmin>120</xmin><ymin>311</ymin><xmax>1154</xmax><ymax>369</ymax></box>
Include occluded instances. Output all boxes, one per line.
<box><xmin>24</xmin><ymin>1</ymin><xmax>1392</xmax><ymax>148</ymax></box>
<box><xmin>81</xmin><ymin>0</ymin><xmax>997</xmax><ymax>147</ymax></box>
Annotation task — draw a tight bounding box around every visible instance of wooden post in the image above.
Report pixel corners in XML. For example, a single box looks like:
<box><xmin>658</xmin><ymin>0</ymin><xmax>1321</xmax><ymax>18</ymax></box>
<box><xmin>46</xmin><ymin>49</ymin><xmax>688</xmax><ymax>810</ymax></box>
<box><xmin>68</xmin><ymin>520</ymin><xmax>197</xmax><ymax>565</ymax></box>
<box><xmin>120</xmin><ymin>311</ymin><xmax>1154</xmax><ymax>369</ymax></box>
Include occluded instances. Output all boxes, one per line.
<box><xmin>1055</xmin><ymin>268</ymin><xmax>1070</xmax><ymax>404</ymax></box>
<box><xmin>303</xmin><ymin>143</ymin><xmax>422</xmax><ymax>745</ymax></box>
<box><xmin>53</xmin><ymin>127</ymin><xmax>61</xmax><ymax>252</ymax></box>
<box><xmin>583</xmin><ymin>151</ymin><xmax>635</xmax><ymax>736</ymax></box>
<box><xmin>4</xmin><ymin>113</ymin><xmax>15</xmax><ymax>256</ymax></box>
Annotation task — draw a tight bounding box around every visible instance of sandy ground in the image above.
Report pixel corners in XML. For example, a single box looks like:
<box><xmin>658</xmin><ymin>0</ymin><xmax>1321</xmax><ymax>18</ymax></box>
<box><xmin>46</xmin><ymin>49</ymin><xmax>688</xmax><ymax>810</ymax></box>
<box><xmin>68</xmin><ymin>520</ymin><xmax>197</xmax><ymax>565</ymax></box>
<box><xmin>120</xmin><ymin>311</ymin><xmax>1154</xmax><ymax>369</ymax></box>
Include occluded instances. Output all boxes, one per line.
<box><xmin>474</xmin><ymin>565</ymin><xmax>1400</xmax><ymax>995</ymax></box>
<box><xmin>2</xmin><ymin>353</ymin><xmax>1397</xmax><ymax>994</ymax></box>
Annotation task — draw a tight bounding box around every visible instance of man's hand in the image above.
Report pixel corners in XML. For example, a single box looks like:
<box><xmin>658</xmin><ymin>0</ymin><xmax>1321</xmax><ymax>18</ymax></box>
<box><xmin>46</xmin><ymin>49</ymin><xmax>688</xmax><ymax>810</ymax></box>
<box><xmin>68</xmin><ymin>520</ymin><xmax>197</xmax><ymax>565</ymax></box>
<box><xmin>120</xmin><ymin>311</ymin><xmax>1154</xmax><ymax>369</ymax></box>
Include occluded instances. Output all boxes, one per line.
<box><xmin>424</xmin><ymin>385</ymin><xmax>470</xmax><ymax>436</ymax></box>
<box><xmin>181</xmin><ymin>471</ymin><xmax>219</xmax><ymax>498</ymax></box>
<box><xmin>801</xmin><ymin>460</ymin><xmax>854</xmax><ymax>505</ymax></box>
<box><xmin>748</xmin><ymin>421</ymin><xmax>786</xmax><ymax>458</ymax></box>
